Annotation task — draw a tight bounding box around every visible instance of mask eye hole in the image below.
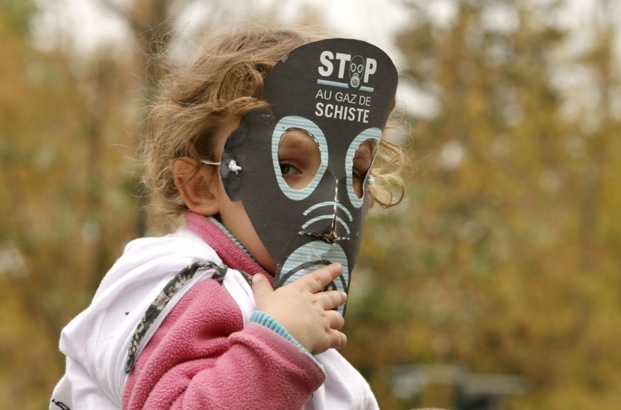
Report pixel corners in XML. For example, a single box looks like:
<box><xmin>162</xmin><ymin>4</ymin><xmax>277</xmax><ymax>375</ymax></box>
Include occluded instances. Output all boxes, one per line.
<box><xmin>278</xmin><ymin>128</ymin><xmax>322</xmax><ymax>190</ymax></box>
<box><xmin>351</xmin><ymin>140</ymin><xmax>378</xmax><ymax>199</ymax></box>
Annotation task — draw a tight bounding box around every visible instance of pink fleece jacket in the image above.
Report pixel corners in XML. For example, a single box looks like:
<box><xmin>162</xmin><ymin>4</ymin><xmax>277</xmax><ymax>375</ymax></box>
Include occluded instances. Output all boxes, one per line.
<box><xmin>123</xmin><ymin>280</ymin><xmax>324</xmax><ymax>409</ymax></box>
<box><xmin>122</xmin><ymin>214</ymin><xmax>325</xmax><ymax>409</ymax></box>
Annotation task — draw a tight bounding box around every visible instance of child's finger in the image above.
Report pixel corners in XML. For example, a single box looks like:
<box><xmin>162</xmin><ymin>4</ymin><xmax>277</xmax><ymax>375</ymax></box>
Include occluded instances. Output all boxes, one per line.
<box><xmin>251</xmin><ymin>274</ymin><xmax>273</xmax><ymax>302</ymax></box>
<box><xmin>320</xmin><ymin>290</ymin><xmax>347</xmax><ymax>310</ymax></box>
<box><xmin>327</xmin><ymin>310</ymin><xmax>345</xmax><ymax>330</ymax></box>
<box><xmin>296</xmin><ymin>263</ymin><xmax>343</xmax><ymax>293</ymax></box>
<box><xmin>330</xmin><ymin>330</ymin><xmax>348</xmax><ymax>349</ymax></box>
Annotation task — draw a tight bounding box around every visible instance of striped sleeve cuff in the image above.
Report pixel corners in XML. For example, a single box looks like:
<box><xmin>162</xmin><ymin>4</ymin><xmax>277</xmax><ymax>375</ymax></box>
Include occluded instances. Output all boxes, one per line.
<box><xmin>250</xmin><ymin>311</ymin><xmax>312</xmax><ymax>357</ymax></box>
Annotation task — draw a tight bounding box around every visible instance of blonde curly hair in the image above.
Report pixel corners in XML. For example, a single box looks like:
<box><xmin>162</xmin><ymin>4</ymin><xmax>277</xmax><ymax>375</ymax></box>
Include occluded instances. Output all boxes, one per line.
<box><xmin>141</xmin><ymin>24</ymin><xmax>408</xmax><ymax>231</ymax></box>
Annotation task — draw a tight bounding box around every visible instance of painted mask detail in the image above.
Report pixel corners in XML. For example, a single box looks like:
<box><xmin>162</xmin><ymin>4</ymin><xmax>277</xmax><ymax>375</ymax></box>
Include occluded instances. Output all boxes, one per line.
<box><xmin>349</xmin><ymin>55</ymin><xmax>365</xmax><ymax>89</ymax></box>
<box><xmin>220</xmin><ymin>39</ymin><xmax>398</xmax><ymax>315</ymax></box>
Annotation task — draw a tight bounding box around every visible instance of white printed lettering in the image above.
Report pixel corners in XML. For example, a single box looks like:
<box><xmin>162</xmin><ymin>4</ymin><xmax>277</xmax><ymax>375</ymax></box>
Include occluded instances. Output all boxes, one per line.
<box><xmin>315</xmin><ymin>102</ymin><xmax>369</xmax><ymax>123</ymax></box>
<box><xmin>318</xmin><ymin>51</ymin><xmax>377</xmax><ymax>84</ymax></box>
<box><xmin>335</xmin><ymin>53</ymin><xmax>351</xmax><ymax>79</ymax></box>
<box><xmin>318</xmin><ymin>51</ymin><xmax>334</xmax><ymax>77</ymax></box>
<box><xmin>364</xmin><ymin>58</ymin><xmax>377</xmax><ymax>83</ymax></box>
<box><xmin>334</xmin><ymin>92</ymin><xmax>357</xmax><ymax>104</ymax></box>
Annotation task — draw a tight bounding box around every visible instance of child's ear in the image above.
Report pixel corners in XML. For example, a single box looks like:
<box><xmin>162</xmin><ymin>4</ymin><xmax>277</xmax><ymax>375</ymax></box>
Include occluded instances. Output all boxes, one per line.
<box><xmin>174</xmin><ymin>158</ymin><xmax>220</xmax><ymax>216</ymax></box>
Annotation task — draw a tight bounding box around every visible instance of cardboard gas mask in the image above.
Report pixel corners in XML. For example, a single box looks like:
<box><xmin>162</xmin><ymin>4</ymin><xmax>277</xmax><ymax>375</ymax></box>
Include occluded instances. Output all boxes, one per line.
<box><xmin>219</xmin><ymin>38</ymin><xmax>398</xmax><ymax>315</ymax></box>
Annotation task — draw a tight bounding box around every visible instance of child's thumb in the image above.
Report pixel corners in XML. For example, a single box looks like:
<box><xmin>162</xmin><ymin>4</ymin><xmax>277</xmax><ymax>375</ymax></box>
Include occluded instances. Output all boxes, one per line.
<box><xmin>251</xmin><ymin>274</ymin><xmax>273</xmax><ymax>300</ymax></box>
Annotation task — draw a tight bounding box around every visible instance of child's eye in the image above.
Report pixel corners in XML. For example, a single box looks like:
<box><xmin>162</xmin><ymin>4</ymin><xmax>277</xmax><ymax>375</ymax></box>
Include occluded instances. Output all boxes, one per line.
<box><xmin>280</xmin><ymin>163</ymin><xmax>300</xmax><ymax>176</ymax></box>
<box><xmin>278</xmin><ymin>128</ymin><xmax>321</xmax><ymax>190</ymax></box>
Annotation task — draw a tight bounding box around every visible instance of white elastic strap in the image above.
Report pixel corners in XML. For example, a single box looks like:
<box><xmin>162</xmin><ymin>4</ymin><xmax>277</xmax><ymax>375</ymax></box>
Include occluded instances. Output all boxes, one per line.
<box><xmin>200</xmin><ymin>160</ymin><xmax>220</xmax><ymax>166</ymax></box>
<box><xmin>200</xmin><ymin>159</ymin><xmax>242</xmax><ymax>175</ymax></box>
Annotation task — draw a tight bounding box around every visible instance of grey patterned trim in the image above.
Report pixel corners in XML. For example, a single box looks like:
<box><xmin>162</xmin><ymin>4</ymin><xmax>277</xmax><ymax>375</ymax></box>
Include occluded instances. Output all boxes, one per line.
<box><xmin>208</xmin><ymin>217</ymin><xmax>258</xmax><ymax>263</ymax></box>
<box><xmin>124</xmin><ymin>261</ymin><xmax>228</xmax><ymax>374</ymax></box>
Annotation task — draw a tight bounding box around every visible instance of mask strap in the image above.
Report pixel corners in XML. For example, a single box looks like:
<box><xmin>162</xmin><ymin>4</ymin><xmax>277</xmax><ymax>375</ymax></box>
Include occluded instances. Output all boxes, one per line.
<box><xmin>200</xmin><ymin>159</ymin><xmax>243</xmax><ymax>175</ymax></box>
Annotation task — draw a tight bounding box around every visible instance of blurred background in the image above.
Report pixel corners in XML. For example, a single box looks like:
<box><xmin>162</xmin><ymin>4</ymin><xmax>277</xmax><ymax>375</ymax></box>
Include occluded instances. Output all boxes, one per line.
<box><xmin>1</xmin><ymin>0</ymin><xmax>620</xmax><ymax>409</ymax></box>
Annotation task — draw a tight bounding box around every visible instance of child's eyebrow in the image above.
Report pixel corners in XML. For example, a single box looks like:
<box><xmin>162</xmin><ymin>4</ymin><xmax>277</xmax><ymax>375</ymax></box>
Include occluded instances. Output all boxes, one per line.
<box><xmin>279</xmin><ymin>130</ymin><xmax>319</xmax><ymax>150</ymax></box>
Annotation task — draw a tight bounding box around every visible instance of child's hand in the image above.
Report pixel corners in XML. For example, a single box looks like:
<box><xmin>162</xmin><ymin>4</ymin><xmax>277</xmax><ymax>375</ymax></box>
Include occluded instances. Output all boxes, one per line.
<box><xmin>252</xmin><ymin>263</ymin><xmax>348</xmax><ymax>355</ymax></box>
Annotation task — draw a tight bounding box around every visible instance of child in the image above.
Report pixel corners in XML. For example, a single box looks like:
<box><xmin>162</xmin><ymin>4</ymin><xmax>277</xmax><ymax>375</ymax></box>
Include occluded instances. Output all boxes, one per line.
<box><xmin>51</xmin><ymin>24</ymin><xmax>407</xmax><ymax>409</ymax></box>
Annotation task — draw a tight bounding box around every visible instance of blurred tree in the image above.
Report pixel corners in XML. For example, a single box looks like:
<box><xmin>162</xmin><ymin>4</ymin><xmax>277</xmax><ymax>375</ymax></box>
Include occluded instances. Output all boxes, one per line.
<box><xmin>98</xmin><ymin>0</ymin><xmax>176</xmax><ymax>236</ymax></box>
<box><xmin>0</xmin><ymin>0</ymin><xmax>154</xmax><ymax>407</ymax></box>
<box><xmin>0</xmin><ymin>1</ymin><xmax>94</xmax><ymax>407</ymax></box>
